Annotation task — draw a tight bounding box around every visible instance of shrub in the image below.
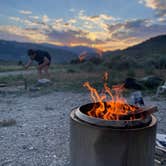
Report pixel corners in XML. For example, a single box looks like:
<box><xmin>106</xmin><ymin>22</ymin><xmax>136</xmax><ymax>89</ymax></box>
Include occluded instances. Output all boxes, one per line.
<box><xmin>127</xmin><ymin>68</ymin><xmax>136</xmax><ymax>77</ymax></box>
<box><xmin>144</xmin><ymin>66</ymin><xmax>155</xmax><ymax>75</ymax></box>
<box><xmin>67</xmin><ymin>69</ymin><xmax>76</xmax><ymax>73</ymax></box>
<box><xmin>89</xmin><ymin>57</ymin><xmax>103</xmax><ymax>65</ymax></box>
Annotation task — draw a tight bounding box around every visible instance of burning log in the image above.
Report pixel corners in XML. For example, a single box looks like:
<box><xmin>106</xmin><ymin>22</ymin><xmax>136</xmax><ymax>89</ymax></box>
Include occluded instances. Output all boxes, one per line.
<box><xmin>114</xmin><ymin>105</ymin><xmax>158</xmax><ymax>120</ymax></box>
<box><xmin>86</xmin><ymin>102</ymin><xmax>158</xmax><ymax>121</ymax></box>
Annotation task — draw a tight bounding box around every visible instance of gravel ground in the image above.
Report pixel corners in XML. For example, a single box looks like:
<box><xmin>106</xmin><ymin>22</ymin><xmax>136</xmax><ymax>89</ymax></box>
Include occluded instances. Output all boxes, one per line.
<box><xmin>0</xmin><ymin>92</ymin><xmax>165</xmax><ymax>166</ymax></box>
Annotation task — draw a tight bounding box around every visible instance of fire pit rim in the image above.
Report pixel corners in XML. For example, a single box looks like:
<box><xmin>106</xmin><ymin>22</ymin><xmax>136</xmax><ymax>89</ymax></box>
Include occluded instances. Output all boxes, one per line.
<box><xmin>72</xmin><ymin>103</ymin><xmax>157</xmax><ymax>129</ymax></box>
<box><xmin>71</xmin><ymin>108</ymin><xmax>157</xmax><ymax>131</ymax></box>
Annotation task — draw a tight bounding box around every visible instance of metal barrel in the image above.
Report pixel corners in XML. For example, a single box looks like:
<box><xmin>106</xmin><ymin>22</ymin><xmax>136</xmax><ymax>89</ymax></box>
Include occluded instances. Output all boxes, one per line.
<box><xmin>70</xmin><ymin>108</ymin><xmax>157</xmax><ymax>166</ymax></box>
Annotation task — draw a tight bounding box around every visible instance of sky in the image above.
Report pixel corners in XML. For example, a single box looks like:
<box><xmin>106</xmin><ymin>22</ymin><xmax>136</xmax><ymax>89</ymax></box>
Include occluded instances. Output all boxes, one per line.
<box><xmin>0</xmin><ymin>0</ymin><xmax>166</xmax><ymax>51</ymax></box>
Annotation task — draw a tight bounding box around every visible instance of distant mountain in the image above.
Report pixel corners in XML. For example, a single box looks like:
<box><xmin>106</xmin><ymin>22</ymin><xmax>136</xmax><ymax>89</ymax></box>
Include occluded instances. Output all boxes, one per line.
<box><xmin>104</xmin><ymin>35</ymin><xmax>166</xmax><ymax>69</ymax></box>
<box><xmin>0</xmin><ymin>40</ymin><xmax>98</xmax><ymax>64</ymax></box>
<box><xmin>42</xmin><ymin>43</ymin><xmax>96</xmax><ymax>54</ymax></box>
<box><xmin>0</xmin><ymin>40</ymin><xmax>83</xmax><ymax>64</ymax></box>
<box><xmin>106</xmin><ymin>34</ymin><xmax>166</xmax><ymax>57</ymax></box>
<box><xmin>1</xmin><ymin>34</ymin><xmax>165</xmax><ymax>65</ymax></box>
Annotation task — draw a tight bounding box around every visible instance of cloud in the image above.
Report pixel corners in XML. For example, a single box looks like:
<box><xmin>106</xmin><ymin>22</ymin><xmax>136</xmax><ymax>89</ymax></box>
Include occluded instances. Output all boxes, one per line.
<box><xmin>77</xmin><ymin>12</ymin><xmax>118</xmax><ymax>33</ymax></box>
<box><xmin>68</xmin><ymin>19</ymin><xmax>77</xmax><ymax>24</ymax></box>
<box><xmin>2</xmin><ymin>10</ymin><xmax>166</xmax><ymax>51</ymax></box>
<box><xmin>139</xmin><ymin>0</ymin><xmax>166</xmax><ymax>10</ymax></box>
<box><xmin>79</xmin><ymin>14</ymin><xmax>115</xmax><ymax>22</ymax></box>
<box><xmin>47</xmin><ymin>29</ymin><xmax>96</xmax><ymax>45</ymax></box>
<box><xmin>19</xmin><ymin>10</ymin><xmax>32</xmax><ymax>15</ymax></box>
<box><xmin>78</xmin><ymin>12</ymin><xmax>116</xmax><ymax>24</ymax></box>
<box><xmin>107</xmin><ymin>19</ymin><xmax>166</xmax><ymax>42</ymax></box>
<box><xmin>9</xmin><ymin>17</ymin><xmax>21</xmax><ymax>22</ymax></box>
<box><xmin>0</xmin><ymin>25</ymin><xmax>47</xmax><ymax>43</ymax></box>
<box><xmin>29</xmin><ymin>15</ymin><xmax>39</xmax><ymax>20</ymax></box>
<box><xmin>0</xmin><ymin>27</ymin><xmax>29</xmax><ymax>43</ymax></box>
<box><xmin>9</xmin><ymin>16</ymin><xmax>43</xmax><ymax>28</ymax></box>
<box><xmin>69</xmin><ymin>8</ymin><xmax>76</xmax><ymax>12</ymax></box>
<box><xmin>42</xmin><ymin>15</ymin><xmax>50</xmax><ymax>23</ymax></box>
<box><xmin>139</xmin><ymin>0</ymin><xmax>166</xmax><ymax>17</ymax></box>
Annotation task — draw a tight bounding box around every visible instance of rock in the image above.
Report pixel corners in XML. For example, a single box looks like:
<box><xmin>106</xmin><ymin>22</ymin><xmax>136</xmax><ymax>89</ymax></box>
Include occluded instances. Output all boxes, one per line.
<box><xmin>29</xmin><ymin>87</ymin><xmax>41</xmax><ymax>92</ymax></box>
<box><xmin>0</xmin><ymin>119</ymin><xmax>16</xmax><ymax>127</ymax></box>
<box><xmin>22</xmin><ymin>145</ymin><xmax>28</xmax><ymax>149</ymax></box>
<box><xmin>29</xmin><ymin>146</ymin><xmax>34</xmax><ymax>150</ymax></box>
<box><xmin>124</xmin><ymin>77</ymin><xmax>143</xmax><ymax>90</ymax></box>
<box><xmin>0</xmin><ymin>82</ymin><xmax>7</xmax><ymax>87</ymax></box>
<box><xmin>38</xmin><ymin>79</ymin><xmax>51</xmax><ymax>84</ymax></box>
<box><xmin>45</xmin><ymin>106</ymin><xmax>54</xmax><ymax>111</ymax></box>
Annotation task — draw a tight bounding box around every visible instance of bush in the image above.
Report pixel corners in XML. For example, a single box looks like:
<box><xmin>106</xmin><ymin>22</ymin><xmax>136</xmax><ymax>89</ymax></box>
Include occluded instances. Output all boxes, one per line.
<box><xmin>67</xmin><ymin>69</ymin><xmax>76</xmax><ymax>73</ymax></box>
<box><xmin>159</xmin><ymin>56</ymin><xmax>166</xmax><ymax>69</ymax></box>
<box><xmin>70</xmin><ymin>59</ymin><xmax>86</xmax><ymax>64</ymax></box>
<box><xmin>144</xmin><ymin>66</ymin><xmax>155</xmax><ymax>75</ymax></box>
<box><xmin>89</xmin><ymin>57</ymin><xmax>103</xmax><ymax>65</ymax></box>
<box><xmin>127</xmin><ymin>69</ymin><xmax>136</xmax><ymax>77</ymax></box>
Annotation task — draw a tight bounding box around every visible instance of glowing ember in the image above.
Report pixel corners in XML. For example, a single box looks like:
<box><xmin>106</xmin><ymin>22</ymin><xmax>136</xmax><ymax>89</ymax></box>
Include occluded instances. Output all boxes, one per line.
<box><xmin>83</xmin><ymin>72</ymin><xmax>138</xmax><ymax>120</ymax></box>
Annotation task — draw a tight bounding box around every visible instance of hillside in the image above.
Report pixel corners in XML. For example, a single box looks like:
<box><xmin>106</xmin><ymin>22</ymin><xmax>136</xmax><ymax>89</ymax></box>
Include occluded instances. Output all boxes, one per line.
<box><xmin>0</xmin><ymin>40</ymin><xmax>96</xmax><ymax>64</ymax></box>
<box><xmin>0</xmin><ymin>34</ymin><xmax>166</xmax><ymax>65</ymax></box>
<box><xmin>42</xmin><ymin>43</ymin><xmax>96</xmax><ymax>54</ymax></box>
<box><xmin>104</xmin><ymin>35</ymin><xmax>166</xmax><ymax>69</ymax></box>
<box><xmin>0</xmin><ymin>40</ymin><xmax>79</xmax><ymax>63</ymax></box>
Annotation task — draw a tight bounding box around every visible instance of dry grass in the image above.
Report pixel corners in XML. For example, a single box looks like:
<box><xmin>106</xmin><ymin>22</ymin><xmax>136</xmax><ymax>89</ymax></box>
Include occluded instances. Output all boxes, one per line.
<box><xmin>51</xmin><ymin>71</ymin><xmax>103</xmax><ymax>92</ymax></box>
<box><xmin>0</xmin><ymin>64</ymin><xmax>165</xmax><ymax>92</ymax></box>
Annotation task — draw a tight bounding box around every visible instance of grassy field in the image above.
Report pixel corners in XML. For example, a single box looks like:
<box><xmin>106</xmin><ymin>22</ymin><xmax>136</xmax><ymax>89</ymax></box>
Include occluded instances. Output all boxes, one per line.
<box><xmin>0</xmin><ymin>65</ymin><xmax>37</xmax><ymax>72</ymax></box>
<box><xmin>0</xmin><ymin>63</ymin><xmax>166</xmax><ymax>94</ymax></box>
<box><xmin>0</xmin><ymin>65</ymin><xmax>23</xmax><ymax>72</ymax></box>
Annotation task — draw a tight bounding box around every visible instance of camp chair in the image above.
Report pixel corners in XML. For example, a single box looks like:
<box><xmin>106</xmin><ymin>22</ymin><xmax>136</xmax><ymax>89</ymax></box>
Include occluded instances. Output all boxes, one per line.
<box><xmin>156</xmin><ymin>81</ymin><xmax>166</xmax><ymax>96</ymax></box>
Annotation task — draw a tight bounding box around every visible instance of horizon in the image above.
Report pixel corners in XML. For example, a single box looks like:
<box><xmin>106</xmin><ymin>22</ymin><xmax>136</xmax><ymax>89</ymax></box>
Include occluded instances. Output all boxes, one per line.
<box><xmin>0</xmin><ymin>33</ymin><xmax>165</xmax><ymax>53</ymax></box>
<box><xmin>0</xmin><ymin>0</ymin><xmax>166</xmax><ymax>51</ymax></box>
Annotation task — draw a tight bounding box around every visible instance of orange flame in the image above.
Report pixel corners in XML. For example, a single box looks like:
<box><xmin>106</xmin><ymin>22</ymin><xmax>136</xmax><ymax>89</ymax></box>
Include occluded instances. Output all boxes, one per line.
<box><xmin>79</xmin><ymin>51</ymin><xmax>87</xmax><ymax>62</ymax></box>
<box><xmin>83</xmin><ymin>73</ymin><xmax>137</xmax><ymax>120</ymax></box>
<box><xmin>103</xmin><ymin>72</ymin><xmax>109</xmax><ymax>82</ymax></box>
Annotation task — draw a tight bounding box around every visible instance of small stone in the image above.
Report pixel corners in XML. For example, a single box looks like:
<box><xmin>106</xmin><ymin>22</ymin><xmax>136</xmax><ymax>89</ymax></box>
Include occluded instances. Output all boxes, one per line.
<box><xmin>22</xmin><ymin>145</ymin><xmax>27</xmax><ymax>149</ymax></box>
<box><xmin>53</xmin><ymin>155</ymin><xmax>57</xmax><ymax>158</ymax></box>
<box><xmin>29</xmin><ymin>146</ymin><xmax>34</xmax><ymax>150</ymax></box>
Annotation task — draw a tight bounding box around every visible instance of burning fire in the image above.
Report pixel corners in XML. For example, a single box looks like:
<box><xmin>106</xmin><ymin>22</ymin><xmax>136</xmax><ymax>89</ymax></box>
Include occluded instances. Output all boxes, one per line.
<box><xmin>79</xmin><ymin>51</ymin><xmax>87</xmax><ymax>62</ymax></box>
<box><xmin>95</xmin><ymin>48</ymin><xmax>103</xmax><ymax>58</ymax></box>
<box><xmin>83</xmin><ymin>72</ymin><xmax>138</xmax><ymax>120</ymax></box>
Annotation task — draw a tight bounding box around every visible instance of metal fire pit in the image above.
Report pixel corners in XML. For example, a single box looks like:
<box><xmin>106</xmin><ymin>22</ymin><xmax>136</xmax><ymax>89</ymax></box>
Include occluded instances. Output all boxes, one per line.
<box><xmin>70</xmin><ymin>103</ymin><xmax>157</xmax><ymax>166</ymax></box>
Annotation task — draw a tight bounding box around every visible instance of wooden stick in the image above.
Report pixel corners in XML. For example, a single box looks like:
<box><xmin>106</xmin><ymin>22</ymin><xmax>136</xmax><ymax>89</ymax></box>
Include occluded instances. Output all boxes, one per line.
<box><xmin>117</xmin><ymin>106</ymin><xmax>158</xmax><ymax>120</ymax></box>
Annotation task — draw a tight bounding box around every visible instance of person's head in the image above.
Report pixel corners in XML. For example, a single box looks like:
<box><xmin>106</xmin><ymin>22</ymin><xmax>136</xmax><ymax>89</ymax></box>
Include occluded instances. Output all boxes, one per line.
<box><xmin>27</xmin><ymin>49</ymin><xmax>36</xmax><ymax>59</ymax></box>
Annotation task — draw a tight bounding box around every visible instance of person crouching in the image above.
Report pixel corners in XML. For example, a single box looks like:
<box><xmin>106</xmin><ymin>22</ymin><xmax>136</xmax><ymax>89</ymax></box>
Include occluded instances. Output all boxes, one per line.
<box><xmin>25</xmin><ymin>49</ymin><xmax>51</xmax><ymax>79</ymax></box>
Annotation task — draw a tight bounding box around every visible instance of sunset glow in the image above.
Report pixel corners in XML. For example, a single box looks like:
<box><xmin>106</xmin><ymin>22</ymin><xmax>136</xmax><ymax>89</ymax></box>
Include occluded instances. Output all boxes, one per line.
<box><xmin>0</xmin><ymin>0</ymin><xmax>166</xmax><ymax>51</ymax></box>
